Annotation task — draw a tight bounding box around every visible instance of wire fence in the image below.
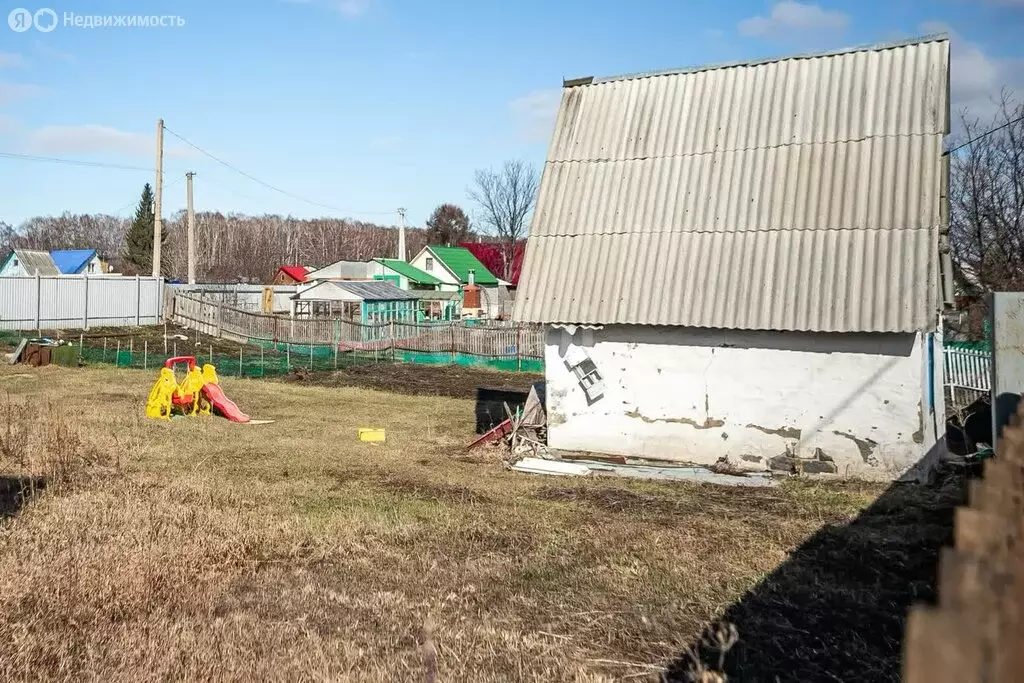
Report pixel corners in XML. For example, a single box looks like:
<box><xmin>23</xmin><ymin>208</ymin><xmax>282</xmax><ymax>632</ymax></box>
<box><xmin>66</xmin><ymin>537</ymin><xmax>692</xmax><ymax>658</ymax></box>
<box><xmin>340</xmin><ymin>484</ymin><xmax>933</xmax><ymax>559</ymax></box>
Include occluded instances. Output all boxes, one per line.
<box><xmin>74</xmin><ymin>337</ymin><xmax>384</xmax><ymax>377</ymax></box>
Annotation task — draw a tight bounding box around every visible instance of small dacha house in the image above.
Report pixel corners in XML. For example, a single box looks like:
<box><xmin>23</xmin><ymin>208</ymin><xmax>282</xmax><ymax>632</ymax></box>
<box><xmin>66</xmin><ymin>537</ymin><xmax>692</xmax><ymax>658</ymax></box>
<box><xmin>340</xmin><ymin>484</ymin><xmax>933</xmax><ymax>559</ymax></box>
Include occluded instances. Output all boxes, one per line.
<box><xmin>513</xmin><ymin>35</ymin><xmax>952</xmax><ymax>480</ymax></box>
<box><xmin>271</xmin><ymin>265</ymin><xmax>312</xmax><ymax>285</ymax></box>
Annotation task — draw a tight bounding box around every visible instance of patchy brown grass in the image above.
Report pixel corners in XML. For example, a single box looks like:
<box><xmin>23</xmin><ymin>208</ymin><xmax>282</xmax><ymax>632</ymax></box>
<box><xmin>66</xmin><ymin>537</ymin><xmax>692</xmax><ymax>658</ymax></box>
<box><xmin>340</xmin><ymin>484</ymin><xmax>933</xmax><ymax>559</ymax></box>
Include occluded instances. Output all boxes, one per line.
<box><xmin>0</xmin><ymin>363</ymin><xmax>943</xmax><ymax>681</ymax></box>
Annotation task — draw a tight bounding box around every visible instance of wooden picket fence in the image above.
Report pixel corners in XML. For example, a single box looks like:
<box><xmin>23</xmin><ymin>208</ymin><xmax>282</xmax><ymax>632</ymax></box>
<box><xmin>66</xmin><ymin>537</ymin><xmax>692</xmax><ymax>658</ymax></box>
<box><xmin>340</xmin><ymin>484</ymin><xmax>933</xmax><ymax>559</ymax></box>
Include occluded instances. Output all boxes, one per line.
<box><xmin>170</xmin><ymin>292</ymin><xmax>545</xmax><ymax>360</ymax></box>
<box><xmin>903</xmin><ymin>402</ymin><xmax>1024</xmax><ymax>681</ymax></box>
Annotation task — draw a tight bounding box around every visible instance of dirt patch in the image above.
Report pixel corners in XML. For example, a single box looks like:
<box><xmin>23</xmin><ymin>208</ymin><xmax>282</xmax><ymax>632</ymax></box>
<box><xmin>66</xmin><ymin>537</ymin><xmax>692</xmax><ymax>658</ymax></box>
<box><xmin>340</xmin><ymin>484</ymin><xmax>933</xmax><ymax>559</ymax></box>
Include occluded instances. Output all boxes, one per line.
<box><xmin>281</xmin><ymin>363</ymin><xmax>542</xmax><ymax>400</ymax></box>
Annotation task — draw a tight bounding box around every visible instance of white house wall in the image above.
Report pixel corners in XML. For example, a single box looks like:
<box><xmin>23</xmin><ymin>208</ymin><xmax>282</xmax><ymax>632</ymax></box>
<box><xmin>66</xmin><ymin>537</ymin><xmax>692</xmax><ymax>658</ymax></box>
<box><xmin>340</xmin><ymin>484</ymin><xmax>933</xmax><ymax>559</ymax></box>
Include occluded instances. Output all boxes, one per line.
<box><xmin>410</xmin><ymin>249</ymin><xmax>459</xmax><ymax>289</ymax></box>
<box><xmin>545</xmin><ymin>325</ymin><xmax>944</xmax><ymax>480</ymax></box>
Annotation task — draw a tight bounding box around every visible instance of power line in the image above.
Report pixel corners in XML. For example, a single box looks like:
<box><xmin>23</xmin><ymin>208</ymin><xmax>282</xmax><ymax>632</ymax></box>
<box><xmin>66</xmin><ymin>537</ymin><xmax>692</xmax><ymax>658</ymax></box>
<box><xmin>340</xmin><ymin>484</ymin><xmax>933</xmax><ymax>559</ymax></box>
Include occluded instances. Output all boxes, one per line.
<box><xmin>160</xmin><ymin>125</ymin><xmax>395</xmax><ymax>217</ymax></box>
<box><xmin>0</xmin><ymin>151</ymin><xmax>152</xmax><ymax>171</ymax></box>
<box><xmin>111</xmin><ymin>176</ymin><xmax>184</xmax><ymax>216</ymax></box>
<box><xmin>945</xmin><ymin>113</ymin><xmax>1024</xmax><ymax>156</ymax></box>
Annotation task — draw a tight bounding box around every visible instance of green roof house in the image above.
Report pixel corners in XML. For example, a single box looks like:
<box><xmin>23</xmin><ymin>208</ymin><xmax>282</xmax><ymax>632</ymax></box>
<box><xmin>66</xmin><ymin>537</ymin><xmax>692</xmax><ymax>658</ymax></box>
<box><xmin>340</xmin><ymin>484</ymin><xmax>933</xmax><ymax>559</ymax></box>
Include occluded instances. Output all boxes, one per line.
<box><xmin>370</xmin><ymin>258</ymin><xmax>442</xmax><ymax>290</ymax></box>
<box><xmin>409</xmin><ymin>245</ymin><xmax>500</xmax><ymax>291</ymax></box>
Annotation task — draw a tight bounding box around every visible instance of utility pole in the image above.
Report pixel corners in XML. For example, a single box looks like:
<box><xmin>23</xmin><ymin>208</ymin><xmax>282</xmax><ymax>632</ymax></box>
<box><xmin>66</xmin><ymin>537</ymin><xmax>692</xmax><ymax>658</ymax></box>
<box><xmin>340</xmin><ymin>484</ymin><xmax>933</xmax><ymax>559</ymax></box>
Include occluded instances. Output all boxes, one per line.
<box><xmin>153</xmin><ymin>118</ymin><xmax>164</xmax><ymax>278</ymax></box>
<box><xmin>397</xmin><ymin>207</ymin><xmax>407</xmax><ymax>262</ymax></box>
<box><xmin>186</xmin><ymin>172</ymin><xmax>196</xmax><ymax>284</ymax></box>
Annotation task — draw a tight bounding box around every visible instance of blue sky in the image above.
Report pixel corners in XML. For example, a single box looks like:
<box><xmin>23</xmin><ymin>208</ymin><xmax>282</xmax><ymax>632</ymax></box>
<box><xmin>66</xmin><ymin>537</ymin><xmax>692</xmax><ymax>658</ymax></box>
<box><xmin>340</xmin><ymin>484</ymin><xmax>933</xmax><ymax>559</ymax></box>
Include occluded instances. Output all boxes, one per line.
<box><xmin>0</xmin><ymin>0</ymin><xmax>1021</xmax><ymax>227</ymax></box>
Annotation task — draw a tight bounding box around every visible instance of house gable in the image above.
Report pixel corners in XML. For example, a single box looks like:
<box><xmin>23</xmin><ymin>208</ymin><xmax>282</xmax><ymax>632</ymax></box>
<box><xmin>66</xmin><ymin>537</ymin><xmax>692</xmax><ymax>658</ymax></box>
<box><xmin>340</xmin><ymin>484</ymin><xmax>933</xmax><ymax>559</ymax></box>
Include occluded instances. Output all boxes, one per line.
<box><xmin>514</xmin><ymin>35</ymin><xmax>950</xmax><ymax>334</ymax></box>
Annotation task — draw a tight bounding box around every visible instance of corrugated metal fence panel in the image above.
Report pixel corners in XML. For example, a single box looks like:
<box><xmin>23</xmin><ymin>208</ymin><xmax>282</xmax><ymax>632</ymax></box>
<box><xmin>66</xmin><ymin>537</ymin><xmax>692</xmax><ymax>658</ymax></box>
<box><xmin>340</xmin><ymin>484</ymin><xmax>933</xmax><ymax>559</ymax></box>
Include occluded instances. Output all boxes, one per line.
<box><xmin>0</xmin><ymin>276</ymin><xmax>164</xmax><ymax>330</ymax></box>
<box><xmin>515</xmin><ymin>36</ymin><xmax>949</xmax><ymax>333</ymax></box>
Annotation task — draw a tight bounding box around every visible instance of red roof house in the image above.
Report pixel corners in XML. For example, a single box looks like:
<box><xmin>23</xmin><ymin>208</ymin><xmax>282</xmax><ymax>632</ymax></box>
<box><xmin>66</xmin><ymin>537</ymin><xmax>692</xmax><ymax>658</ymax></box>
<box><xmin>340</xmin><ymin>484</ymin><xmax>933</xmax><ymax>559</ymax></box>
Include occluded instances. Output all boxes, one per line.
<box><xmin>458</xmin><ymin>242</ymin><xmax>525</xmax><ymax>286</ymax></box>
<box><xmin>271</xmin><ymin>265</ymin><xmax>311</xmax><ymax>285</ymax></box>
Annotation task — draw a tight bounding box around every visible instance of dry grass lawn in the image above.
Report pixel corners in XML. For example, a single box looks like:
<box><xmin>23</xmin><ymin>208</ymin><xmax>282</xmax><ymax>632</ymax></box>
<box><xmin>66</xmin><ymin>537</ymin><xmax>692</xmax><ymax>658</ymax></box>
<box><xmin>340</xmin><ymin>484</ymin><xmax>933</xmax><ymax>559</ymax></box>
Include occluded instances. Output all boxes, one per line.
<box><xmin>0</xmin><ymin>363</ymin><xmax>949</xmax><ymax>681</ymax></box>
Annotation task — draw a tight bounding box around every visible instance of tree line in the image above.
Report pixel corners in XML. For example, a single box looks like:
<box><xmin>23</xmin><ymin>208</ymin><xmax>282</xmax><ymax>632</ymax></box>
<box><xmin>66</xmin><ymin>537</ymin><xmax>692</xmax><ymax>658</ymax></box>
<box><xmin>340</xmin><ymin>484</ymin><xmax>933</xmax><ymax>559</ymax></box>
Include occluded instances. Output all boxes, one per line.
<box><xmin>0</xmin><ymin>159</ymin><xmax>539</xmax><ymax>282</ymax></box>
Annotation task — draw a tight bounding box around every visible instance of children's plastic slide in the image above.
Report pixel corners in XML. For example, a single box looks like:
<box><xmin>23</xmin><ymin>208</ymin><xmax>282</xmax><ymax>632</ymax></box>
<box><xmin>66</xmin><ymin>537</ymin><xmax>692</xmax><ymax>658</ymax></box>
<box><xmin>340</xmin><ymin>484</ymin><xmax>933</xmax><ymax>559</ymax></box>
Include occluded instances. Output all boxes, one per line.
<box><xmin>146</xmin><ymin>356</ymin><xmax>251</xmax><ymax>423</ymax></box>
<box><xmin>201</xmin><ymin>383</ymin><xmax>250</xmax><ymax>423</ymax></box>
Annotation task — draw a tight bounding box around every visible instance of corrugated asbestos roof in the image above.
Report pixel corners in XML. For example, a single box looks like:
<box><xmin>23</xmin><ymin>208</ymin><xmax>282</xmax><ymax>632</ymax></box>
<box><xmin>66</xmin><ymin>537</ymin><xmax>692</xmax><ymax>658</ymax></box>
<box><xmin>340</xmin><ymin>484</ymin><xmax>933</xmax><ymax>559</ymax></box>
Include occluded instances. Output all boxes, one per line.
<box><xmin>332</xmin><ymin>280</ymin><xmax>420</xmax><ymax>301</ymax></box>
<box><xmin>513</xmin><ymin>35</ymin><xmax>950</xmax><ymax>333</ymax></box>
<box><xmin>12</xmin><ymin>250</ymin><xmax>60</xmax><ymax>276</ymax></box>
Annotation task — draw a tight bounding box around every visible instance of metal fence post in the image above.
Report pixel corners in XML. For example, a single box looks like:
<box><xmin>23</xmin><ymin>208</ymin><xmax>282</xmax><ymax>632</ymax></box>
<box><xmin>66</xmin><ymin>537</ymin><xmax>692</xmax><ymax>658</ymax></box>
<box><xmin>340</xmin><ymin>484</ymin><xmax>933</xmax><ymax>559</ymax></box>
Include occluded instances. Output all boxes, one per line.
<box><xmin>78</xmin><ymin>333</ymin><xmax>83</xmax><ymax>364</ymax></box>
<box><xmin>129</xmin><ymin>337</ymin><xmax>133</xmax><ymax>365</ymax></box>
<box><xmin>516</xmin><ymin>325</ymin><xmax>522</xmax><ymax>371</ymax></box>
<box><xmin>239</xmin><ymin>346</ymin><xmax>243</xmax><ymax>377</ymax></box>
<box><xmin>82</xmin><ymin>273</ymin><xmax>89</xmax><ymax>329</ymax></box>
<box><xmin>35</xmin><ymin>272</ymin><xmax>41</xmax><ymax>334</ymax></box>
<box><xmin>115</xmin><ymin>339</ymin><xmax>121</xmax><ymax>367</ymax></box>
<box><xmin>144</xmin><ymin>340</ymin><xmax>148</xmax><ymax>370</ymax></box>
<box><xmin>450</xmin><ymin>323</ymin><xmax>456</xmax><ymax>363</ymax></box>
<box><xmin>209</xmin><ymin>344</ymin><xmax>213</xmax><ymax>365</ymax></box>
<box><xmin>215</xmin><ymin>303</ymin><xmax>223</xmax><ymax>338</ymax></box>
<box><xmin>135</xmin><ymin>275</ymin><xmax>141</xmax><ymax>326</ymax></box>
<box><xmin>390</xmin><ymin>320</ymin><xmax>396</xmax><ymax>362</ymax></box>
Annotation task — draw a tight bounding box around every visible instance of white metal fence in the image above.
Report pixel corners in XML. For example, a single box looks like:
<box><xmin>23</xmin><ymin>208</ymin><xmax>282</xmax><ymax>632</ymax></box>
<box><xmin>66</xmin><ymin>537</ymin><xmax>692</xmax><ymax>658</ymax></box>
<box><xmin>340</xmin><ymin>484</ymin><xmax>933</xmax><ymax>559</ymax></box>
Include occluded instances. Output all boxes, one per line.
<box><xmin>944</xmin><ymin>346</ymin><xmax>992</xmax><ymax>406</ymax></box>
<box><xmin>0</xmin><ymin>275</ymin><xmax>164</xmax><ymax>331</ymax></box>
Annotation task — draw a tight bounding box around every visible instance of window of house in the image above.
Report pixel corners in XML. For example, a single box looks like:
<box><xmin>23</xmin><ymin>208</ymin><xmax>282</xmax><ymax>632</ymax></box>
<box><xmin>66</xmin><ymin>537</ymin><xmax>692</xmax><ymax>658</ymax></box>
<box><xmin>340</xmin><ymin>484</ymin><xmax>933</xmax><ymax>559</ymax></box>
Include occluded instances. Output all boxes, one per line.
<box><xmin>12</xmin><ymin>259</ymin><xmax>18</xmax><ymax>267</ymax></box>
<box><xmin>425</xmin><ymin>257</ymin><xmax>433</xmax><ymax>271</ymax></box>
<box><xmin>87</xmin><ymin>262</ymin><xmax>95</xmax><ymax>273</ymax></box>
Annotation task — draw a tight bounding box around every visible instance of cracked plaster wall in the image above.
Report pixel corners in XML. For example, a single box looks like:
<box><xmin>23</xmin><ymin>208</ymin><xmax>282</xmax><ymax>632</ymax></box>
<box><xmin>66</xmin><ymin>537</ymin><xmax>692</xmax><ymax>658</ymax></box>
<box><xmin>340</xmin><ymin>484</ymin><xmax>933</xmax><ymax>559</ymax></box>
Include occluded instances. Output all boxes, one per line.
<box><xmin>545</xmin><ymin>325</ymin><xmax>944</xmax><ymax>480</ymax></box>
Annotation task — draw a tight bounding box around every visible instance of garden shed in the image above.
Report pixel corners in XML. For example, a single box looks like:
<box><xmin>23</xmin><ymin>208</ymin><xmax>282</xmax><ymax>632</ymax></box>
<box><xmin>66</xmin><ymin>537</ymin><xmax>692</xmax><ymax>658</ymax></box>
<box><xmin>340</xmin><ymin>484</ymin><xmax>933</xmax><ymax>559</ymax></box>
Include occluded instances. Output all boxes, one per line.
<box><xmin>289</xmin><ymin>280</ymin><xmax>419</xmax><ymax>324</ymax></box>
<box><xmin>514</xmin><ymin>35</ymin><xmax>951</xmax><ymax>481</ymax></box>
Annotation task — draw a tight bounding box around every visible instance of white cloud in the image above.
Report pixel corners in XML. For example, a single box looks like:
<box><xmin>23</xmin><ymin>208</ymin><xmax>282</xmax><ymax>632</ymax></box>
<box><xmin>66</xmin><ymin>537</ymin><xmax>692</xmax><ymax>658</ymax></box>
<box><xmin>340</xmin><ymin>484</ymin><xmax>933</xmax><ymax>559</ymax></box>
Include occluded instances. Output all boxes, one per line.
<box><xmin>510</xmin><ymin>89</ymin><xmax>562</xmax><ymax>143</ymax></box>
<box><xmin>0</xmin><ymin>53</ymin><xmax>25</xmax><ymax>68</ymax></box>
<box><xmin>0</xmin><ymin>115</ymin><xmax>18</xmax><ymax>135</ymax></box>
<box><xmin>739</xmin><ymin>1</ymin><xmax>849</xmax><ymax>39</ymax></box>
<box><xmin>25</xmin><ymin>124</ymin><xmax>195</xmax><ymax>158</ymax></box>
<box><xmin>919</xmin><ymin>21</ymin><xmax>1024</xmax><ymax>125</ymax></box>
<box><xmin>0</xmin><ymin>82</ymin><xmax>43</xmax><ymax>105</ymax></box>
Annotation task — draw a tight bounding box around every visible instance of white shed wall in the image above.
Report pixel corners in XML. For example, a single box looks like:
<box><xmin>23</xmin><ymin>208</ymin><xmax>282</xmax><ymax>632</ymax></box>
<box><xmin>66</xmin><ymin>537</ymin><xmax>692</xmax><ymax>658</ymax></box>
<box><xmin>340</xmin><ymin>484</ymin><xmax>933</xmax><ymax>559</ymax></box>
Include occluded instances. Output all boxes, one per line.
<box><xmin>545</xmin><ymin>325</ymin><xmax>945</xmax><ymax>480</ymax></box>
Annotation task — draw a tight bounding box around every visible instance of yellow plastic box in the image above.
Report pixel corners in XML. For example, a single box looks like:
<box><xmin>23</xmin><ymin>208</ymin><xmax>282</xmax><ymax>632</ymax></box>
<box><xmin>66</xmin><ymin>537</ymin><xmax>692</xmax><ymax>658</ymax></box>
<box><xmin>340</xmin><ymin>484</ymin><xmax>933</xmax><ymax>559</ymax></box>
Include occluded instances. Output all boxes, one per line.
<box><xmin>359</xmin><ymin>428</ymin><xmax>386</xmax><ymax>443</ymax></box>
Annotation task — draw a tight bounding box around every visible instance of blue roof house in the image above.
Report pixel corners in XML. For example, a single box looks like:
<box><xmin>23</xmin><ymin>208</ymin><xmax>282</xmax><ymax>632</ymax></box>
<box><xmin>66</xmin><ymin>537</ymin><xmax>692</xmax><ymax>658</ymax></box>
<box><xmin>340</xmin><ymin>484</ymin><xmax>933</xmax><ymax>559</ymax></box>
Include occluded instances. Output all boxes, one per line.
<box><xmin>50</xmin><ymin>249</ymin><xmax>104</xmax><ymax>274</ymax></box>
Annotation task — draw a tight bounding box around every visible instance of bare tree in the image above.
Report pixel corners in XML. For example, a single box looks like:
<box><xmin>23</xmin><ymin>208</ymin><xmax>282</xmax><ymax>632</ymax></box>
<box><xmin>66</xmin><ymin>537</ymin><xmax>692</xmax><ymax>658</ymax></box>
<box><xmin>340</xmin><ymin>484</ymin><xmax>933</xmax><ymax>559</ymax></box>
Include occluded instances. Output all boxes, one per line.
<box><xmin>468</xmin><ymin>160</ymin><xmax>538</xmax><ymax>280</ymax></box>
<box><xmin>949</xmin><ymin>90</ymin><xmax>1024</xmax><ymax>294</ymax></box>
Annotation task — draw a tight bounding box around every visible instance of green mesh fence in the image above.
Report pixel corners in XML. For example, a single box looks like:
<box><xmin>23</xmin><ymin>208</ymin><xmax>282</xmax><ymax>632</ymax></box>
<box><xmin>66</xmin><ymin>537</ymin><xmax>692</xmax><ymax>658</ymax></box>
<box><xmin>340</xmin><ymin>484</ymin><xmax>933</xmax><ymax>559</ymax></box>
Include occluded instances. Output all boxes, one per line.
<box><xmin>1</xmin><ymin>330</ymin><xmax>542</xmax><ymax>375</ymax></box>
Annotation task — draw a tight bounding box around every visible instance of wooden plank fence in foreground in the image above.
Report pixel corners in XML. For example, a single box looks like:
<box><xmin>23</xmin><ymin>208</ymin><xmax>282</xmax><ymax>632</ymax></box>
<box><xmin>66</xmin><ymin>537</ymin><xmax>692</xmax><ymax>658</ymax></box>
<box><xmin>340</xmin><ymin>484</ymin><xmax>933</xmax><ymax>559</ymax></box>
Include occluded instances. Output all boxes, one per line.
<box><xmin>903</xmin><ymin>403</ymin><xmax>1024</xmax><ymax>681</ymax></box>
<box><xmin>170</xmin><ymin>292</ymin><xmax>545</xmax><ymax>361</ymax></box>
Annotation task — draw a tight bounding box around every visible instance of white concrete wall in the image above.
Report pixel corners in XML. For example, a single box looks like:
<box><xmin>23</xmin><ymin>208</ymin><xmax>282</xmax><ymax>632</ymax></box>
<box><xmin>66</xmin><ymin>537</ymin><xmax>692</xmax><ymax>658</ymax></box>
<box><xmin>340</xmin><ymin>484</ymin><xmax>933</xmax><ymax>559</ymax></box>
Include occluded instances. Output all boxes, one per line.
<box><xmin>545</xmin><ymin>325</ymin><xmax>945</xmax><ymax>480</ymax></box>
